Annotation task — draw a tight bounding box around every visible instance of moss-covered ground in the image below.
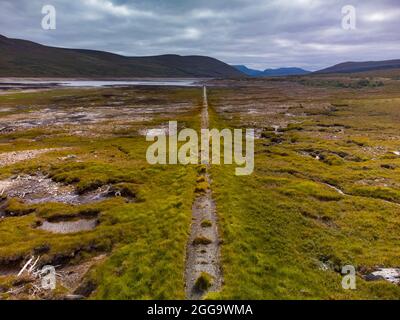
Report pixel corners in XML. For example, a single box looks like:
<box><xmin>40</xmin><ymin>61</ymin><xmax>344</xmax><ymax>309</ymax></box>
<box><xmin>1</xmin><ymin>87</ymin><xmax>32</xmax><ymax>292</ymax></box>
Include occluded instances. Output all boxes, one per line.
<box><xmin>206</xmin><ymin>77</ymin><xmax>400</xmax><ymax>299</ymax></box>
<box><xmin>2</xmin><ymin>75</ymin><xmax>400</xmax><ymax>299</ymax></box>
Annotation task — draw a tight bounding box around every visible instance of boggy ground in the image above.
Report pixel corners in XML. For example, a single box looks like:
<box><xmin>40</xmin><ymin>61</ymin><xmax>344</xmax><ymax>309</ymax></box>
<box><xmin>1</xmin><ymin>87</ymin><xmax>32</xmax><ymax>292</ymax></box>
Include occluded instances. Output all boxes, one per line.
<box><xmin>0</xmin><ymin>86</ymin><xmax>201</xmax><ymax>299</ymax></box>
<box><xmin>206</xmin><ymin>74</ymin><xmax>400</xmax><ymax>299</ymax></box>
<box><xmin>2</xmin><ymin>74</ymin><xmax>400</xmax><ymax>299</ymax></box>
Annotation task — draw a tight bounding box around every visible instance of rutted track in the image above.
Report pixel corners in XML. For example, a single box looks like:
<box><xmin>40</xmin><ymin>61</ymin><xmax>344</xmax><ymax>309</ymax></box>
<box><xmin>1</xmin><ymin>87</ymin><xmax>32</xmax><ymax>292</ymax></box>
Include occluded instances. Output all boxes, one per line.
<box><xmin>185</xmin><ymin>86</ymin><xmax>223</xmax><ymax>300</ymax></box>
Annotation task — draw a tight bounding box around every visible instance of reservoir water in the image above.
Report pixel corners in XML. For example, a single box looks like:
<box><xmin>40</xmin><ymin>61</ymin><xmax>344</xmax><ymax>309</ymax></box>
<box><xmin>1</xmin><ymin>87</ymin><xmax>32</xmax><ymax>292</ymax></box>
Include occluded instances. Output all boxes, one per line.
<box><xmin>0</xmin><ymin>79</ymin><xmax>201</xmax><ymax>88</ymax></box>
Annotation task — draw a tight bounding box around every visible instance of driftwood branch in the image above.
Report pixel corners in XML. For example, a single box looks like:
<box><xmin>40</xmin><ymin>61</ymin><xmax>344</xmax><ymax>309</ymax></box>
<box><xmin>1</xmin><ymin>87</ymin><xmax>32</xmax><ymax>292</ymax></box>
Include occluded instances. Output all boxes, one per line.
<box><xmin>7</xmin><ymin>255</ymin><xmax>59</xmax><ymax>298</ymax></box>
<box><xmin>28</xmin><ymin>256</ymin><xmax>40</xmax><ymax>273</ymax></box>
<box><xmin>17</xmin><ymin>257</ymin><xmax>33</xmax><ymax>277</ymax></box>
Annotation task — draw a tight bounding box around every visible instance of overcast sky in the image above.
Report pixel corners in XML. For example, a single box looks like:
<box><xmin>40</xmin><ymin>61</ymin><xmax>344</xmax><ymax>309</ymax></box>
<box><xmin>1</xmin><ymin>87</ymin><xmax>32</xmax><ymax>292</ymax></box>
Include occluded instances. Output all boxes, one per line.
<box><xmin>0</xmin><ymin>0</ymin><xmax>399</xmax><ymax>70</ymax></box>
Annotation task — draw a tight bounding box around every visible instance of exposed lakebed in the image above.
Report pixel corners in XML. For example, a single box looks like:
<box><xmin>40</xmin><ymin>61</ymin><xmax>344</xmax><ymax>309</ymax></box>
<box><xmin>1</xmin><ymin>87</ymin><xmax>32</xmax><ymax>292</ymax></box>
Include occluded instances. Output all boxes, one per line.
<box><xmin>0</xmin><ymin>174</ymin><xmax>111</xmax><ymax>206</ymax></box>
<box><xmin>0</xmin><ymin>79</ymin><xmax>200</xmax><ymax>90</ymax></box>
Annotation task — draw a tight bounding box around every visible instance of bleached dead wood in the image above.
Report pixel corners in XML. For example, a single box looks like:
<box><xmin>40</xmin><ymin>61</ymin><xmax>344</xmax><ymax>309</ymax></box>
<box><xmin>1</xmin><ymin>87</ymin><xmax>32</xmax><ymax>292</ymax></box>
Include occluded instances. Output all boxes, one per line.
<box><xmin>28</xmin><ymin>256</ymin><xmax>40</xmax><ymax>273</ymax></box>
<box><xmin>7</xmin><ymin>255</ymin><xmax>60</xmax><ymax>298</ymax></box>
<box><xmin>17</xmin><ymin>257</ymin><xmax>33</xmax><ymax>277</ymax></box>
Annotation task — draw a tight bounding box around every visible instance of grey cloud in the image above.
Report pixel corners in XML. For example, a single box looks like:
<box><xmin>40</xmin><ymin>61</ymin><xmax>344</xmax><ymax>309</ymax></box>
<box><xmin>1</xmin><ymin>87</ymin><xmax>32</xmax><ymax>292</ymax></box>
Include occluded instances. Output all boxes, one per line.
<box><xmin>0</xmin><ymin>0</ymin><xmax>399</xmax><ymax>70</ymax></box>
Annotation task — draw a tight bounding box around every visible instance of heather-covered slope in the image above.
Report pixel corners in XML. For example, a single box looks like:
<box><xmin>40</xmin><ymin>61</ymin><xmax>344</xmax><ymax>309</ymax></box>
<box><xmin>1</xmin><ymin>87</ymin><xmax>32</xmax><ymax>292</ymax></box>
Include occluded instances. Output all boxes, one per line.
<box><xmin>0</xmin><ymin>34</ymin><xmax>242</xmax><ymax>78</ymax></box>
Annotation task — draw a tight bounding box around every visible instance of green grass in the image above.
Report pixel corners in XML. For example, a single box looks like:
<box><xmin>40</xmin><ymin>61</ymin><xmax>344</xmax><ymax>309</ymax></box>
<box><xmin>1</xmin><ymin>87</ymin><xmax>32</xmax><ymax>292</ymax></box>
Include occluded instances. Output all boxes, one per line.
<box><xmin>206</xmin><ymin>88</ymin><xmax>400</xmax><ymax>299</ymax></box>
<box><xmin>0</xmin><ymin>87</ymin><xmax>201</xmax><ymax>299</ymax></box>
<box><xmin>3</xmin><ymin>83</ymin><xmax>400</xmax><ymax>300</ymax></box>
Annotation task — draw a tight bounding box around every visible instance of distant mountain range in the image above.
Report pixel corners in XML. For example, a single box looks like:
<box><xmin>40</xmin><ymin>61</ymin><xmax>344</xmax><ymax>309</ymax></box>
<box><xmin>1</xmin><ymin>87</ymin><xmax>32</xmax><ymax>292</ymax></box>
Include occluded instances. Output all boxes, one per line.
<box><xmin>315</xmin><ymin>60</ymin><xmax>400</xmax><ymax>74</ymax></box>
<box><xmin>2</xmin><ymin>34</ymin><xmax>400</xmax><ymax>78</ymax></box>
<box><xmin>233</xmin><ymin>65</ymin><xmax>311</xmax><ymax>77</ymax></box>
<box><xmin>0</xmin><ymin>34</ymin><xmax>242</xmax><ymax>78</ymax></box>
<box><xmin>235</xmin><ymin>59</ymin><xmax>400</xmax><ymax>77</ymax></box>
